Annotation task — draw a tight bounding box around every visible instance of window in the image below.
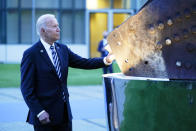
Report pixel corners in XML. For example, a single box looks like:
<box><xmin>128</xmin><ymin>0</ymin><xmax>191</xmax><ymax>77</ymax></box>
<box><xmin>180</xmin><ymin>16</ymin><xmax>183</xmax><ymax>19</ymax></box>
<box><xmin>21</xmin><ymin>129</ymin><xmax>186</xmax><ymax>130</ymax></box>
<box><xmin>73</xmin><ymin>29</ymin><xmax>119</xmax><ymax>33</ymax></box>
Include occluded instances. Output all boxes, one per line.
<box><xmin>7</xmin><ymin>10</ymin><xmax>18</xmax><ymax>43</ymax></box>
<box><xmin>1</xmin><ymin>0</ymin><xmax>86</xmax><ymax>44</ymax></box>
<box><xmin>36</xmin><ymin>0</ymin><xmax>58</xmax><ymax>8</ymax></box>
<box><xmin>87</xmin><ymin>0</ymin><xmax>110</xmax><ymax>9</ymax></box>
<box><xmin>87</xmin><ymin>0</ymin><xmax>133</xmax><ymax>9</ymax></box>
<box><xmin>75</xmin><ymin>0</ymin><xmax>85</xmax><ymax>9</ymax></box>
<box><xmin>62</xmin><ymin>0</ymin><xmax>72</xmax><ymax>9</ymax></box>
<box><xmin>21</xmin><ymin>11</ymin><xmax>32</xmax><ymax>44</ymax></box>
<box><xmin>7</xmin><ymin>0</ymin><xmax>18</xmax><ymax>8</ymax></box>
<box><xmin>61</xmin><ymin>12</ymin><xmax>73</xmax><ymax>44</ymax></box>
<box><xmin>21</xmin><ymin>0</ymin><xmax>32</xmax><ymax>8</ymax></box>
<box><xmin>74</xmin><ymin>12</ymin><xmax>85</xmax><ymax>43</ymax></box>
<box><xmin>113</xmin><ymin>0</ymin><xmax>131</xmax><ymax>9</ymax></box>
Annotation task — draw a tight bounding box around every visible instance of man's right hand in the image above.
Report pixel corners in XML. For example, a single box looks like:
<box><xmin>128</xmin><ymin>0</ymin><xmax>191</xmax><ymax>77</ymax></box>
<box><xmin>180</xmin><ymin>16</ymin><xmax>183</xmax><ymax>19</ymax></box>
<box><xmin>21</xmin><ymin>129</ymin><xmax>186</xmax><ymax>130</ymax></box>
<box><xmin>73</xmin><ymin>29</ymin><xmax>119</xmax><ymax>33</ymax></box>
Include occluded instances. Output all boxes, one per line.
<box><xmin>38</xmin><ymin>111</ymin><xmax>51</xmax><ymax>124</ymax></box>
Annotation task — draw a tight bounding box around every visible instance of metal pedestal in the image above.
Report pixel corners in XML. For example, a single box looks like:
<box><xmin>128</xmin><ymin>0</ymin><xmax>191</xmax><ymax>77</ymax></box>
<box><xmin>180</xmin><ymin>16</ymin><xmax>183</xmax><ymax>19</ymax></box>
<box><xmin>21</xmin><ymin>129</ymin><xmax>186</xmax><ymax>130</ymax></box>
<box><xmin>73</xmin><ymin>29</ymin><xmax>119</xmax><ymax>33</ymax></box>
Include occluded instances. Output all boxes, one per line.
<box><xmin>103</xmin><ymin>73</ymin><xmax>196</xmax><ymax>131</ymax></box>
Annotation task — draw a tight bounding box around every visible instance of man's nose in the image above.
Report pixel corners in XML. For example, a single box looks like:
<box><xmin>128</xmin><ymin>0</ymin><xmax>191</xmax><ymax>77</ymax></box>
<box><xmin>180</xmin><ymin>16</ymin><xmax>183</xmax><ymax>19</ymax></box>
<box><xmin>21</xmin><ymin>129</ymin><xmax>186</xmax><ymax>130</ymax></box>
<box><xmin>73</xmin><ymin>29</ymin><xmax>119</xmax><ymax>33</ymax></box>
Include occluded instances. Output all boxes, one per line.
<box><xmin>57</xmin><ymin>27</ymin><xmax>60</xmax><ymax>32</ymax></box>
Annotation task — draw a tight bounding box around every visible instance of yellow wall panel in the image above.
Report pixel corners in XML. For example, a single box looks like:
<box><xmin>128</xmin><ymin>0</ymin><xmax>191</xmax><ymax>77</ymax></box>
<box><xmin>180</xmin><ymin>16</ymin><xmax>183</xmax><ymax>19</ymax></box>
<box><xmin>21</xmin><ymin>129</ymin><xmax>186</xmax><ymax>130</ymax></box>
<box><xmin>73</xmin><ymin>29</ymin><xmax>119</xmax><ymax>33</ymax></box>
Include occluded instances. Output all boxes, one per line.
<box><xmin>87</xmin><ymin>0</ymin><xmax>110</xmax><ymax>9</ymax></box>
<box><xmin>113</xmin><ymin>13</ymin><xmax>130</xmax><ymax>28</ymax></box>
<box><xmin>90</xmin><ymin>13</ymin><xmax>107</xmax><ymax>57</ymax></box>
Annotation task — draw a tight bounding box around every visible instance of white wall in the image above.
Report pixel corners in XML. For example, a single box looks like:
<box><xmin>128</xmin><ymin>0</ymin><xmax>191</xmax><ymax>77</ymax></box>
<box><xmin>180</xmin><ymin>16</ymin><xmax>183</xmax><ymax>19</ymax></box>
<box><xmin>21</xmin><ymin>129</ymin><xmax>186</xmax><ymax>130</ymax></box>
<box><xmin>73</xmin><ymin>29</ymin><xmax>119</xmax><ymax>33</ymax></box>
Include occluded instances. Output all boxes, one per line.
<box><xmin>0</xmin><ymin>44</ymin><xmax>88</xmax><ymax>64</ymax></box>
<box><xmin>0</xmin><ymin>45</ymin><xmax>30</xmax><ymax>63</ymax></box>
<box><xmin>0</xmin><ymin>45</ymin><xmax>6</xmax><ymax>63</ymax></box>
<box><xmin>66</xmin><ymin>44</ymin><xmax>88</xmax><ymax>58</ymax></box>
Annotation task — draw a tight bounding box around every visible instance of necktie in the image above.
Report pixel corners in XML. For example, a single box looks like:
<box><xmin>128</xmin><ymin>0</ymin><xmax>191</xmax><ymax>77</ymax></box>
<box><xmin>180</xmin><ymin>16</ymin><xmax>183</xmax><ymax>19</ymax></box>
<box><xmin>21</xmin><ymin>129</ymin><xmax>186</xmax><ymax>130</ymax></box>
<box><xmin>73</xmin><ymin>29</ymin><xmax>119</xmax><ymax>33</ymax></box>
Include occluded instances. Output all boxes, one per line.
<box><xmin>50</xmin><ymin>45</ymin><xmax>61</xmax><ymax>78</ymax></box>
<box><xmin>50</xmin><ymin>45</ymin><xmax>67</xmax><ymax>102</ymax></box>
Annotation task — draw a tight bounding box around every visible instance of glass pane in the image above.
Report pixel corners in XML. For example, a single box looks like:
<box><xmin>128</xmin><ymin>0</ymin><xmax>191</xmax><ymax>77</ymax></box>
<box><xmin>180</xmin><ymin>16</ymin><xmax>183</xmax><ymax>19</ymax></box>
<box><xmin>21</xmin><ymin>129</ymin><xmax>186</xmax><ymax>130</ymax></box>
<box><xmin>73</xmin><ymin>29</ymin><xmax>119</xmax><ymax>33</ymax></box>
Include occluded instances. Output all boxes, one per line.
<box><xmin>124</xmin><ymin>0</ymin><xmax>131</xmax><ymax>9</ymax></box>
<box><xmin>87</xmin><ymin>0</ymin><xmax>110</xmax><ymax>9</ymax></box>
<box><xmin>75</xmin><ymin>0</ymin><xmax>85</xmax><ymax>9</ymax></box>
<box><xmin>114</xmin><ymin>0</ymin><xmax>131</xmax><ymax>9</ymax></box>
<box><xmin>113</xmin><ymin>0</ymin><xmax>123</xmax><ymax>9</ymax></box>
<box><xmin>62</xmin><ymin>0</ymin><xmax>72</xmax><ymax>9</ymax></box>
<box><xmin>21</xmin><ymin>11</ymin><xmax>32</xmax><ymax>44</ymax></box>
<box><xmin>35</xmin><ymin>10</ymin><xmax>58</xmax><ymax>24</ymax></box>
<box><xmin>74</xmin><ymin>12</ymin><xmax>85</xmax><ymax>44</ymax></box>
<box><xmin>137</xmin><ymin>0</ymin><xmax>148</xmax><ymax>10</ymax></box>
<box><xmin>35</xmin><ymin>10</ymin><xmax>58</xmax><ymax>41</ymax></box>
<box><xmin>7</xmin><ymin>0</ymin><xmax>18</xmax><ymax>8</ymax></box>
<box><xmin>130</xmin><ymin>0</ymin><xmax>137</xmax><ymax>9</ymax></box>
<box><xmin>7</xmin><ymin>11</ymin><xmax>18</xmax><ymax>43</ymax></box>
<box><xmin>21</xmin><ymin>0</ymin><xmax>32</xmax><ymax>8</ymax></box>
<box><xmin>90</xmin><ymin>13</ymin><xmax>107</xmax><ymax>57</ymax></box>
<box><xmin>61</xmin><ymin>12</ymin><xmax>72</xmax><ymax>44</ymax></box>
<box><xmin>36</xmin><ymin>0</ymin><xmax>58</xmax><ymax>8</ymax></box>
<box><xmin>113</xmin><ymin>13</ymin><xmax>130</xmax><ymax>29</ymax></box>
<box><xmin>139</xmin><ymin>0</ymin><xmax>148</xmax><ymax>6</ymax></box>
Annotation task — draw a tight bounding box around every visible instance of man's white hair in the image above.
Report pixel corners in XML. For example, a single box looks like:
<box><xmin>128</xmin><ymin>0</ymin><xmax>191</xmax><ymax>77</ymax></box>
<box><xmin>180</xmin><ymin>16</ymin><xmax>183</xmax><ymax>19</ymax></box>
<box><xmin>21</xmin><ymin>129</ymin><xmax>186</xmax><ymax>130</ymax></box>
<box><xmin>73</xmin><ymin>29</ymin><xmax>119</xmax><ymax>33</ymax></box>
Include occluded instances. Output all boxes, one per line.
<box><xmin>36</xmin><ymin>14</ymin><xmax>55</xmax><ymax>36</ymax></box>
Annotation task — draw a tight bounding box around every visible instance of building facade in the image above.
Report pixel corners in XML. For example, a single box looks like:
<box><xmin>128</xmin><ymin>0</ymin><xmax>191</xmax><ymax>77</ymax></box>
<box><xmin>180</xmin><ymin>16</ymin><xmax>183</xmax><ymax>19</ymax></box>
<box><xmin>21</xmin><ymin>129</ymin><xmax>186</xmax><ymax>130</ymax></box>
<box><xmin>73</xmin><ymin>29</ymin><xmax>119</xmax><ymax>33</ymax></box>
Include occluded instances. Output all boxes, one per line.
<box><xmin>0</xmin><ymin>0</ymin><xmax>147</xmax><ymax>63</ymax></box>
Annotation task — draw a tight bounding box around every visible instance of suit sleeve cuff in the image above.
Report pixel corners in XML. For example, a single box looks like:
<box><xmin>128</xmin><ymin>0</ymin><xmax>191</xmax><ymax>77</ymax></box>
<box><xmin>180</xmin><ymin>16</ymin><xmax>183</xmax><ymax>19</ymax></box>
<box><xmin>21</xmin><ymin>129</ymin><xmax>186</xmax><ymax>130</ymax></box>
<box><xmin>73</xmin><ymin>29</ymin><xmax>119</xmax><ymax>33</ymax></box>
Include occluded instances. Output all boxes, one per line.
<box><xmin>37</xmin><ymin>110</ymin><xmax>46</xmax><ymax>118</ymax></box>
<box><xmin>103</xmin><ymin>57</ymin><xmax>112</xmax><ymax>65</ymax></box>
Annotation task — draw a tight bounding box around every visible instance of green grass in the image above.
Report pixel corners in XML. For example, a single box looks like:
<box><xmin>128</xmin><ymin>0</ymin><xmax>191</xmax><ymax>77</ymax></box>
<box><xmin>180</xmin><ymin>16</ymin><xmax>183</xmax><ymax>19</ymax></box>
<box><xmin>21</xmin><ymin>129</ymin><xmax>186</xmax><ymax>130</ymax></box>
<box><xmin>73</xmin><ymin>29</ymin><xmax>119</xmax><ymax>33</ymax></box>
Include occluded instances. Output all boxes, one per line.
<box><xmin>0</xmin><ymin>64</ymin><xmax>20</xmax><ymax>87</ymax></box>
<box><xmin>0</xmin><ymin>63</ymin><xmax>120</xmax><ymax>87</ymax></box>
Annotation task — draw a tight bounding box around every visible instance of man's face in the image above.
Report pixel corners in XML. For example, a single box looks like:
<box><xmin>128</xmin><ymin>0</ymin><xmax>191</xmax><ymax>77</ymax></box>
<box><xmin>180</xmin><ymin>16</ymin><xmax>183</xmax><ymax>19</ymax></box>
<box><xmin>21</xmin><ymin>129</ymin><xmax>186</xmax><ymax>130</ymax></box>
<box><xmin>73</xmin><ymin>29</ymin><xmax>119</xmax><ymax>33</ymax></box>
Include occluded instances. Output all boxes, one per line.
<box><xmin>43</xmin><ymin>17</ymin><xmax>60</xmax><ymax>43</ymax></box>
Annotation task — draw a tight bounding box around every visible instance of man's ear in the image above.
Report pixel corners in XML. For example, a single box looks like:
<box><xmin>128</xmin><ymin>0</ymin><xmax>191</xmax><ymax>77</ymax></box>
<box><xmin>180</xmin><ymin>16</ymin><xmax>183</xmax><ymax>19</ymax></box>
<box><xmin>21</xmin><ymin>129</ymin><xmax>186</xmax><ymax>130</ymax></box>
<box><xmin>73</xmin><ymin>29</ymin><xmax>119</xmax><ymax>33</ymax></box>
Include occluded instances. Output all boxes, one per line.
<box><xmin>41</xmin><ymin>28</ymin><xmax>45</xmax><ymax>33</ymax></box>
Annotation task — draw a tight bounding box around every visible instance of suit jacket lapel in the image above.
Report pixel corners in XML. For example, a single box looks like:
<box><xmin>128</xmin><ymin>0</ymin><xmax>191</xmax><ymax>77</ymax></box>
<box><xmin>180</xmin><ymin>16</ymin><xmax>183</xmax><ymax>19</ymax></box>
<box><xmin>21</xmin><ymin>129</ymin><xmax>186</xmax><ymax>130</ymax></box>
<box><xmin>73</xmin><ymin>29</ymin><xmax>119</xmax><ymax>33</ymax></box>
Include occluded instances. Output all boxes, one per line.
<box><xmin>37</xmin><ymin>41</ymin><xmax>59</xmax><ymax>78</ymax></box>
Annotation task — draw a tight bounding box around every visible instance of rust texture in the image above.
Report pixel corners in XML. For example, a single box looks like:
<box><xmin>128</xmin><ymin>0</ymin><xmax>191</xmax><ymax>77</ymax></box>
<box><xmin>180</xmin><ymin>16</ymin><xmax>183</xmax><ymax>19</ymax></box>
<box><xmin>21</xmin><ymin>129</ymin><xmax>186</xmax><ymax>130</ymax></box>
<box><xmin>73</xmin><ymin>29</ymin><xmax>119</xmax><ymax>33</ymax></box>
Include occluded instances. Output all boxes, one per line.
<box><xmin>107</xmin><ymin>0</ymin><xmax>196</xmax><ymax>79</ymax></box>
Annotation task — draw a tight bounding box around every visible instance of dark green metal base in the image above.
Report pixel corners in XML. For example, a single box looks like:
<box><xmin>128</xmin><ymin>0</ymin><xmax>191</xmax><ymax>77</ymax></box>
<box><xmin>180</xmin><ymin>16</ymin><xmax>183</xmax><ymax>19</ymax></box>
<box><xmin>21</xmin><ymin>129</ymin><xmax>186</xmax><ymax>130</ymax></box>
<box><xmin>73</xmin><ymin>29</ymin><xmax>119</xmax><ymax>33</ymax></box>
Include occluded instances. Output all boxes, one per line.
<box><xmin>103</xmin><ymin>73</ymin><xmax>196</xmax><ymax>131</ymax></box>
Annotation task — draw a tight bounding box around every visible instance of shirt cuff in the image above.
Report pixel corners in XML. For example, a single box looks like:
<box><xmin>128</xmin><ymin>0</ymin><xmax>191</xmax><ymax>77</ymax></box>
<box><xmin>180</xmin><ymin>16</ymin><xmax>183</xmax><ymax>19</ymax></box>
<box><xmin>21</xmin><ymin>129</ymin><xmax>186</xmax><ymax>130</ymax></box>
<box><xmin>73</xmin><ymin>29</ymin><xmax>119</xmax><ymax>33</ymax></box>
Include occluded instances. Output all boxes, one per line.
<box><xmin>103</xmin><ymin>57</ymin><xmax>112</xmax><ymax>65</ymax></box>
<box><xmin>37</xmin><ymin>110</ymin><xmax>46</xmax><ymax>118</ymax></box>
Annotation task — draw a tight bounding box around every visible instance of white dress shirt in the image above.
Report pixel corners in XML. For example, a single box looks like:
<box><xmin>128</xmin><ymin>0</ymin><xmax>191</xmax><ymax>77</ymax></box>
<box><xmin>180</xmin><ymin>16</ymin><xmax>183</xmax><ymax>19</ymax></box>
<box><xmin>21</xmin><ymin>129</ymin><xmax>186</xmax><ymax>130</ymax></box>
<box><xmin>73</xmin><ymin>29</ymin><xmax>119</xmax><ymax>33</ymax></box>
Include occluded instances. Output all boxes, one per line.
<box><xmin>40</xmin><ymin>38</ymin><xmax>56</xmax><ymax>65</ymax></box>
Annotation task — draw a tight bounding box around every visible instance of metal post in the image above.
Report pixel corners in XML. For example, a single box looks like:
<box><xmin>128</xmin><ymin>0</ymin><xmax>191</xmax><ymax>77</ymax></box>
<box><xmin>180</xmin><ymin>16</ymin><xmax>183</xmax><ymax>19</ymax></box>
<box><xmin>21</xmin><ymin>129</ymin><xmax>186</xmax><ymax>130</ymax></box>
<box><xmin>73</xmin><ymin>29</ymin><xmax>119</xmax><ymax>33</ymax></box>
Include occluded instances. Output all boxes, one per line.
<box><xmin>85</xmin><ymin>10</ymin><xmax>90</xmax><ymax>57</ymax></box>
<box><xmin>32</xmin><ymin>0</ymin><xmax>36</xmax><ymax>44</ymax></box>
<box><xmin>72</xmin><ymin>0</ymin><xmax>75</xmax><ymax>44</ymax></box>
<box><xmin>108</xmin><ymin>10</ymin><xmax>113</xmax><ymax>33</ymax></box>
<box><xmin>18</xmin><ymin>0</ymin><xmax>21</xmax><ymax>43</ymax></box>
<box><xmin>4</xmin><ymin>0</ymin><xmax>7</xmax><ymax>63</ymax></box>
<box><xmin>4</xmin><ymin>0</ymin><xmax>7</xmax><ymax>44</ymax></box>
<box><xmin>0</xmin><ymin>0</ymin><xmax>2</xmax><ymax>44</ymax></box>
<box><xmin>58</xmin><ymin>0</ymin><xmax>62</xmax><ymax>43</ymax></box>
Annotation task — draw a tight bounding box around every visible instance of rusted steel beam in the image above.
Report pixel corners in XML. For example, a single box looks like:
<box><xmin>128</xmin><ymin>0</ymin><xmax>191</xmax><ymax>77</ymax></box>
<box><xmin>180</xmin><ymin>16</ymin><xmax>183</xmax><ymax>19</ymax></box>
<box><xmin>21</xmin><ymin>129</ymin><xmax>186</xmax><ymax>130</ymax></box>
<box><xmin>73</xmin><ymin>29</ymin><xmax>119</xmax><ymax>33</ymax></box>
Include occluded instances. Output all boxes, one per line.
<box><xmin>107</xmin><ymin>0</ymin><xmax>196</xmax><ymax>79</ymax></box>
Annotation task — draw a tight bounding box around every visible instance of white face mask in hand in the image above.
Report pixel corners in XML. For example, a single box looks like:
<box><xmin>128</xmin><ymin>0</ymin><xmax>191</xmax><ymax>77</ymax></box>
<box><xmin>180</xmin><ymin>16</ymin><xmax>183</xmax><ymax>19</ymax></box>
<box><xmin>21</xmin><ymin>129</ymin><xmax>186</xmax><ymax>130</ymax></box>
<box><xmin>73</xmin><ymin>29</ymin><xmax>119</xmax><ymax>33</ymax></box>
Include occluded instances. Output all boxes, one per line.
<box><xmin>104</xmin><ymin>44</ymin><xmax>112</xmax><ymax>54</ymax></box>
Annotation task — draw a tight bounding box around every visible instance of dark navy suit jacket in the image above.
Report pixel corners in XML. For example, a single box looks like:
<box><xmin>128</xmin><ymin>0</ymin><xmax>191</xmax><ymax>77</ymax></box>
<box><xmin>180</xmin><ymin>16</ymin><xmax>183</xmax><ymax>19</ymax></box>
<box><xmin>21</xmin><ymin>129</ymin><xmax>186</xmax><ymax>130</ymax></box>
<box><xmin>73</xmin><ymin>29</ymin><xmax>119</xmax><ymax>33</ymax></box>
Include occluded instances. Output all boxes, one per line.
<box><xmin>20</xmin><ymin>41</ymin><xmax>105</xmax><ymax>125</ymax></box>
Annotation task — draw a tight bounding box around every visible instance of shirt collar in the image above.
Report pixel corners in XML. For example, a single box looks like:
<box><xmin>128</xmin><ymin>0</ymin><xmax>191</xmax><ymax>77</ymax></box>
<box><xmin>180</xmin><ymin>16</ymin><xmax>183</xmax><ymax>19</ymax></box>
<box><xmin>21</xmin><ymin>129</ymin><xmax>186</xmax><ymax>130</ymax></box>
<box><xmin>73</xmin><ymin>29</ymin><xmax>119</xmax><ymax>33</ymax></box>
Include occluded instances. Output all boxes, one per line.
<box><xmin>40</xmin><ymin>38</ymin><xmax>55</xmax><ymax>50</ymax></box>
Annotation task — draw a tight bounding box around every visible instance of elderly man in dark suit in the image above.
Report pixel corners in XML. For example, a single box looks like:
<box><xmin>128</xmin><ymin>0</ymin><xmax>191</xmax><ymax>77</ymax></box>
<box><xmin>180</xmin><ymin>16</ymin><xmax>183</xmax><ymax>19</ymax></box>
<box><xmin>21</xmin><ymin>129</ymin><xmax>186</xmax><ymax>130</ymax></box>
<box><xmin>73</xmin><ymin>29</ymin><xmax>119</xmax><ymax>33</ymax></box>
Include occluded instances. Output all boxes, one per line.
<box><xmin>20</xmin><ymin>14</ymin><xmax>114</xmax><ymax>131</ymax></box>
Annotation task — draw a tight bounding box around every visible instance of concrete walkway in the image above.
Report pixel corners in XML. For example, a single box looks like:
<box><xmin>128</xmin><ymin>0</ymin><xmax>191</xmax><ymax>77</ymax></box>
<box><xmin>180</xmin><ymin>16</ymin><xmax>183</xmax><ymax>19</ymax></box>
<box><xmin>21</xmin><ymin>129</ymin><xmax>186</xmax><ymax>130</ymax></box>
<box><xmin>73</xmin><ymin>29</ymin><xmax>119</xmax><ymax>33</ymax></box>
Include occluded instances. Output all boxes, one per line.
<box><xmin>0</xmin><ymin>85</ymin><xmax>107</xmax><ymax>131</ymax></box>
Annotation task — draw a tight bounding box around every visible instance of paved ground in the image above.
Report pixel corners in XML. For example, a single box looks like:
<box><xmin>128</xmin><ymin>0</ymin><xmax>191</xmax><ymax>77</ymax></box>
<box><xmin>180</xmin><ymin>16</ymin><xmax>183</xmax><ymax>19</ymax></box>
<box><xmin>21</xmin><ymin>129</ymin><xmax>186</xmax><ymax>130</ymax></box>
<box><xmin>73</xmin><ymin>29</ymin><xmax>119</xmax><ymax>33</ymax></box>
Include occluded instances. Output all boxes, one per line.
<box><xmin>0</xmin><ymin>85</ymin><xmax>108</xmax><ymax>131</ymax></box>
